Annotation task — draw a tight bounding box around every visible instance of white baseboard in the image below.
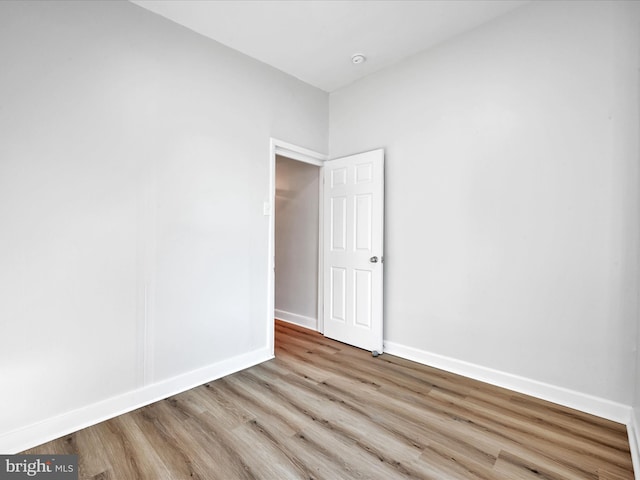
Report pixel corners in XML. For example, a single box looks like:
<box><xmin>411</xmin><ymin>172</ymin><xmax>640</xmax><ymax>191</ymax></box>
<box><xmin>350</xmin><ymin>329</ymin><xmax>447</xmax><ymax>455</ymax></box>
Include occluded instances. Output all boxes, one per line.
<box><xmin>629</xmin><ymin>408</ymin><xmax>640</xmax><ymax>480</ymax></box>
<box><xmin>275</xmin><ymin>309</ymin><xmax>317</xmax><ymax>330</ymax></box>
<box><xmin>384</xmin><ymin>340</ymin><xmax>631</xmax><ymax>425</ymax></box>
<box><xmin>0</xmin><ymin>347</ymin><xmax>272</xmax><ymax>454</ymax></box>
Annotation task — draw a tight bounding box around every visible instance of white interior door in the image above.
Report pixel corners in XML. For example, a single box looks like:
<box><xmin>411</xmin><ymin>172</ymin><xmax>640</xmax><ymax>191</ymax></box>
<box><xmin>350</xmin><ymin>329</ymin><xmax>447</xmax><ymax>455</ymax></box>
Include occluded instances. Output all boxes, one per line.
<box><xmin>323</xmin><ymin>149</ymin><xmax>384</xmax><ymax>354</ymax></box>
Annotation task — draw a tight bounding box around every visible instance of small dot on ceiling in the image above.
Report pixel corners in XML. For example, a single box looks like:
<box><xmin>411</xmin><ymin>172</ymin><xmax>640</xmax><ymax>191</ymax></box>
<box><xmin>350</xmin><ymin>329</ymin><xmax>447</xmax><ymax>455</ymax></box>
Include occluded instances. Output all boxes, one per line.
<box><xmin>351</xmin><ymin>54</ymin><xmax>366</xmax><ymax>65</ymax></box>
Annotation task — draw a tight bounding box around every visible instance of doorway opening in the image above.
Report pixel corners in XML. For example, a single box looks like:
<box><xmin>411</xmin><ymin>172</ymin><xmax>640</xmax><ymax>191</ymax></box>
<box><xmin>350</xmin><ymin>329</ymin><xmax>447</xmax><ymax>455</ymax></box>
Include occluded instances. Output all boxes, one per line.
<box><xmin>274</xmin><ymin>155</ymin><xmax>320</xmax><ymax>331</ymax></box>
<box><xmin>267</xmin><ymin>140</ymin><xmax>385</xmax><ymax>356</ymax></box>
<box><xmin>267</xmin><ymin>139</ymin><xmax>326</xmax><ymax>356</ymax></box>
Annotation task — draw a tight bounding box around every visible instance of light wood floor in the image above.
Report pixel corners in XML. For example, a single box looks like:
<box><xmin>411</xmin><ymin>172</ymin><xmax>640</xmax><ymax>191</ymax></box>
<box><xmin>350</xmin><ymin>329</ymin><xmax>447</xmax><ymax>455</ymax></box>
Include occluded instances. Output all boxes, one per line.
<box><xmin>25</xmin><ymin>320</ymin><xmax>634</xmax><ymax>479</ymax></box>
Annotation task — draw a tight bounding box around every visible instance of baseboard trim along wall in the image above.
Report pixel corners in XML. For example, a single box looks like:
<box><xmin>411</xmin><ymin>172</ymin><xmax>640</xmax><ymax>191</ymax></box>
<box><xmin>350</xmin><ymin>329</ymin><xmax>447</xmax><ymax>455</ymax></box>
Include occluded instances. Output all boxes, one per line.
<box><xmin>3</xmin><ymin>334</ymin><xmax>634</xmax><ymax>458</ymax></box>
<box><xmin>0</xmin><ymin>347</ymin><xmax>272</xmax><ymax>454</ymax></box>
<box><xmin>275</xmin><ymin>309</ymin><xmax>317</xmax><ymax>330</ymax></box>
<box><xmin>384</xmin><ymin>341</ymin><xmax>632</xmax><ymax>425</ymax></box>
<box><xmin>629</xmin><ymin>409</ymin><xmax>640</xmax><ymax>480</ymax></box>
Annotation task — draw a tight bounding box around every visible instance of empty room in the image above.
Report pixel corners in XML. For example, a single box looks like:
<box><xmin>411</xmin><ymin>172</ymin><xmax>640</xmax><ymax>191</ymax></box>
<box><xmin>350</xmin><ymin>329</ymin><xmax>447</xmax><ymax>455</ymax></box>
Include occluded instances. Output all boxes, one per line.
<box><xmin>1</xmin><ymin>0</ymin><xmax>639</xmax><ymax>478</ymax></box>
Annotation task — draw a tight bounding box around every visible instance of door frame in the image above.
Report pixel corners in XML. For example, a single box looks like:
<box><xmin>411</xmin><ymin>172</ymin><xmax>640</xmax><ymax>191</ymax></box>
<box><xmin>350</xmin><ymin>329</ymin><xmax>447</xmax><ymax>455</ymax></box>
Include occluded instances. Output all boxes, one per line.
<box><xmin>267</xmin><ymin>138</ymin><xmax>327</xmax><ymax>356</ymax></box>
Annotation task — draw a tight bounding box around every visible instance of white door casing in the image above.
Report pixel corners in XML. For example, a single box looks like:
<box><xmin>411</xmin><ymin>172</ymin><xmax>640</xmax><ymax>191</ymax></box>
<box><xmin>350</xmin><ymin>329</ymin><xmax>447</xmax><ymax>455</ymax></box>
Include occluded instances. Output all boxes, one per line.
<box><xmin>323</xmin><ymin>149</ymin><xmax>384</xmax><ymax>354</ymax></box>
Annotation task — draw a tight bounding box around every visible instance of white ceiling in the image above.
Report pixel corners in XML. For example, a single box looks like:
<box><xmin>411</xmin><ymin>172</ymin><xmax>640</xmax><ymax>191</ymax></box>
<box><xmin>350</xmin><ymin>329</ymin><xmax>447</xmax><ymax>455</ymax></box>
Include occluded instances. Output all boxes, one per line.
<box><xmin>130</xmin><ymin>0</ymin><xmax>530</xmax><ymax>92</ymax></box>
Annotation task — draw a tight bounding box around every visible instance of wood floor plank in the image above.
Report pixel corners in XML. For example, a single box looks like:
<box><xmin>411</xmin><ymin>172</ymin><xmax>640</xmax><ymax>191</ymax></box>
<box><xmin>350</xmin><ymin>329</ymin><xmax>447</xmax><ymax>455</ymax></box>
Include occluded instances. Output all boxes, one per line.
<box><xmin>23</xmin><ymin>320</ymin><xmax>634</xmax><ymax>479</ymax></box>
<box><xmin>465</xmin><ymin>389</ymin><xmax>630</xmax><ymax>452</ymax></box>
<box><xmin>239</xmin><ymin>366</ymin><xmax>429</xmax><ymax>477</ymax></box>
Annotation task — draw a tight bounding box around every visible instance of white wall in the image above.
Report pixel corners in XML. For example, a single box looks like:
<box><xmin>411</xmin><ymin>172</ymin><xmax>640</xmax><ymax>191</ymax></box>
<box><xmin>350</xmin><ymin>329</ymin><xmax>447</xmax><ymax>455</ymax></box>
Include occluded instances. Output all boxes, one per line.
<box><xmin>633</xmin><ymin>3</ymin><xmax>640</xmax><ymax>470</ymax></box>
<box><xmin>330</xmin><ymin>0</ymin><xmax>639</xmax><ymax>412</ymax></box>
<box><xmin>0</xmin><ymin>0</ymin><xmax>327</xmax><ymax>451</ymax></box>
<box><xmin>274</xmin><ymin>156</ymin><xmax>319</xmax><ymax>329</ymax></box>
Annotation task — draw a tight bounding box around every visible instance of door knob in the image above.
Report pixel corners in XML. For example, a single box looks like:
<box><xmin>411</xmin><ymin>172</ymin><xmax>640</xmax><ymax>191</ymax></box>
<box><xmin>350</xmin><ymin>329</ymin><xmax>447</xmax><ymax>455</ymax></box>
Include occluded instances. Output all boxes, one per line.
<box><xmin>370</xmin><ymin>256</ymin><xmax>378</xmax><ymax>263</ymax></box>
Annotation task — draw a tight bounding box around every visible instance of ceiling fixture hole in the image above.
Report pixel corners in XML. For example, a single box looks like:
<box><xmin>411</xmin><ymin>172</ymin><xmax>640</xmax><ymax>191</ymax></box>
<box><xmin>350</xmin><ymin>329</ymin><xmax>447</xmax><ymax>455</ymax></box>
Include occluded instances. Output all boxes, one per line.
<box><xmin>351</xmin><ymin>54</ymin><xmax>366</xmax><ymax>65</ymax></box>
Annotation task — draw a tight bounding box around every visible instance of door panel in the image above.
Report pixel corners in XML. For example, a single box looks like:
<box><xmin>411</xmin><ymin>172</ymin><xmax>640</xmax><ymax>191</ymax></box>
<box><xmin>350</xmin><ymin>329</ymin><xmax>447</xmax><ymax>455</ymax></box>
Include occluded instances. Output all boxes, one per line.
<box><xmin>354</xmin><ymin>268</ymin><xmax>372</xmax><ymax>327</ymax></box>
<box><xmin>330</xmin><ymin>267</ymin><xmax>347</xmax><ymax>322</ymax></box>
<box><xmin>323</xmin><ymin>149</ymin><xmax>384</xmax><ymax>353</ymax></box>
<box><xmin>355</xmin><ymin>194</ymin><xmax>372</xmax><ymax>251</ymax></box>
<box><xmin>330</xmin><ymin>196</ymin><xmax>347</xmax><ymax>250</ymax></box>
